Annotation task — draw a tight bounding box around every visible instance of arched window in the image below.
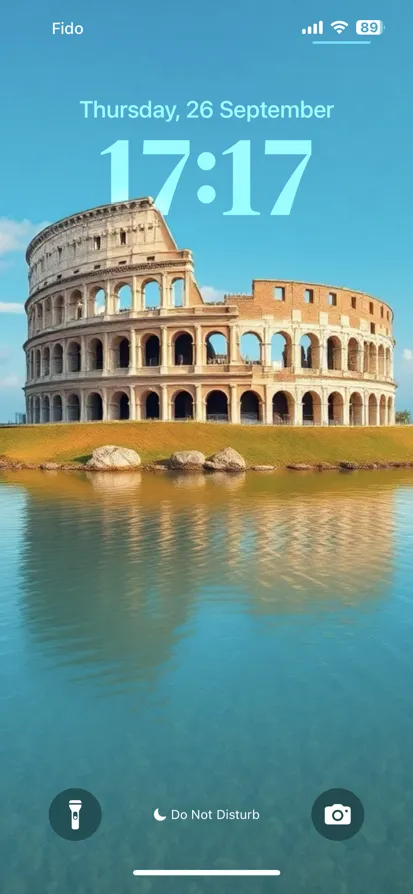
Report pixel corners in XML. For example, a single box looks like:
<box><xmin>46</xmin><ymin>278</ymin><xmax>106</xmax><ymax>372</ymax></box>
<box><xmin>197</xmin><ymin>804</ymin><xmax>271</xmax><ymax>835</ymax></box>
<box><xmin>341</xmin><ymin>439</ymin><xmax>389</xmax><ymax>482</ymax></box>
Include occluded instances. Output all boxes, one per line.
<box><xmin>34</xmin><ymin>396</ymin><xmax>41</xmax><ymax>423</ymax></box>
<box><xmin>240</xmin><ymin>332</ymin><xmax>262</xmax><ymax>365</ymax></box>
<box><xmin>387</xmin><ymin>396</ymin><xmax>393</xmax><ymax>425</ymax></box>
<box><xmin>87</xmin><ymin>392</ymin><xmax>103</xmax><ymax>421</ymax></box>
<box><xmin>67</xmin><ymin>393</ymin><xmax>81</xmax><ymax>422</ymax></box>
<box><xmin>379</xmin><ymin>394</ymin><xmax>386</xmax><ymax>425</ymax></box>
<box><xmin>67</xmin><ymin>341</ymin><xmax>81</xmax><ymax>373</ymax></box>
<box><xmin>368</xmin><ymin>394</ymin><xmax>378</xmax><ymax>425</ymax></box>
<box><xmin>42</xmin><ymin>395</ymin><xmax>50</xmax><ymax>423</ymax></box>
<box><xmin>271</xmin><ymin>333</ymin><xmax>292</xmax><ymax>369</ymax></box>
<box><xmin>328</xmin><ymin>392</ymin><xmax>344</xmax><ymax>425</ymax></box>
<box><xmin>52</xmin><ymin>394</ymin><xmax>63</xmax><ymax>422</ymax></box>
<box><xmin>349</xmin><ymin>392</ymin><xmax>363</xmax><ymax>425</ymax></box>
<box><xmin>172</xmin><ymin>278</ymin><xmax>185</xmax><ymax>307</ymax></box>
<box><xmin>143</xmin><ymin>280</ymin><xmax>161</xmax><ymax>309</ymax></box>
<box><xmin>35</xmin><ymin>349</ymin><xmax>41</xmax><ymax>378</ymax></box>
<box><xmin>206</xmin><ymin>390</ymin><xmax>228</xmax><ymax>421</ymax></box>
<box><xmin>302</xmin><ymin>391</ymin><xmax>321</xmax><ymax>425</ymax></box>
<box><xmin>91</xmin><ymin>288</ymin><xmax>105</xmax><ymax>316</ymax></box>
<box><xmin>240</xmin><ymin>390</ymin><xmax>261</xmax><ymax>423</ymax></box>
<box><xmin>173</xmin><ymin>390</ymin><xmax>193</xmax><ymax>419</ymax></box>
<box><xmin>54</xmin><ymin>295</ymin><xmax>65</xmax><ymax>325</ymax></box>
<box><xmin>109</xmin><ymin>390</ymin><xmax>130</xmax><ymax>420</ymax></box>
<box><xmin>116</xmin><ymin>284</ymin><xmax>132</xmax><ymax>312</ymax></box>
<box><xmin>143</xmin><ymin>335</ymin><xmax>160</xmax><ymax>367</ymax></box>
<box><xmin>68</xmin><ymin>290</ymin><xmax>83</xmax><ymax>321</ymax></box>
<box><xmin>273</xmin><ymin>391</ymin><xmax>294</xmax><ymax>424</ymax></box>
<box><xmin>378</xmin><ymin>345</ymin><xmax>385</xmax><ymax>375</ymax></box>
<box><xmin>327</xmin><ymin>336</ymin><xmax>342</xmax><ymax>370</ymax></box>
<box><xmin>174</xmin><ymin>333</ymin><xmax>193</xmax><ymax>365</ymax></box>
<box><xmin>300</xmin><ymin>334</ymin><xmax>320</xmax><ymax>369</ymax></box>
<box><xmin>111</xmin><ymin>337</ymin><xmax>130</xmax><ymax>369</ymax></box>
<box><xmin>144</xmin><ymin>391</ymin><xmax>160</xmax><ymax>419</ymax></box>
<box><xmin>206</xmin><ymin>332</ymin><xmax>228</xmax><ymax>365</ymax></box>
<box><xmin>88</xmin><ymin>338</ymin><xmax>103</xmax><ymax>371</ymax></box>
<box><xmin>348</xmin><ymin>338</ymin><xmax>360</xmax><ymax>372</ymax></box>
<box><xmin>43</xmin><ymin>346</ymin><xmax>50</xmax><ymax>376</ymax></box>
<box><xmin>52</xmin><ymin>343</ymin><xmax>63</xmax><ymax>374</ymax></box>
<box><xmin>44</xmin><ymin>298</ymin><xmax>52</xmax><ymax>328</ymax></box>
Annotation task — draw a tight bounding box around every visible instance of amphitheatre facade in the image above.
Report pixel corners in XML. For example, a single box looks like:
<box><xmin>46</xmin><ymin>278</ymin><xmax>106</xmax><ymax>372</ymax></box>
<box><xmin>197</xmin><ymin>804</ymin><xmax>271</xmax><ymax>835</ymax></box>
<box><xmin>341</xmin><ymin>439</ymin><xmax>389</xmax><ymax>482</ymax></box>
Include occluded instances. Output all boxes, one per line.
<box><xmin>24</xmin><ymin>198</ymin><xmax>396</xmax><ymax>427</ymax></box>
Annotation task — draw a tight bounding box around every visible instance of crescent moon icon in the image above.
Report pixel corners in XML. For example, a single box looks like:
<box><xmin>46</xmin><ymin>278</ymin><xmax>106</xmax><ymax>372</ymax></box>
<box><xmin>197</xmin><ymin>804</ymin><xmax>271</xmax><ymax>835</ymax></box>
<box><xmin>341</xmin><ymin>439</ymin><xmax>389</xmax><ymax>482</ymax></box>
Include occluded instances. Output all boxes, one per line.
<box><xmin>153</xmin><ymin>808</ymin><xmax>167</xmax><ymax>822</ymax></box>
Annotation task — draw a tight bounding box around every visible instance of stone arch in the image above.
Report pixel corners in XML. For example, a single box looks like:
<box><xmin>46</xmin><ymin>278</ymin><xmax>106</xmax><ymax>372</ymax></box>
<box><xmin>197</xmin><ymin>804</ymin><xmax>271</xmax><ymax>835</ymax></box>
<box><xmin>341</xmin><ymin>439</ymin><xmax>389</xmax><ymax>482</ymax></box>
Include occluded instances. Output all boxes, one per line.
<box><xmin>348</xmin><ymin>337</ymin><xmax>361</xmax><ymax>372</ymax></box>
<box><xmin>111</xmin><ymin>335</ymin><xmax>130</xmax><ymax>369</ymax></box>
<box><xmin>109</xmin><ymin>390</ymin><xmax>130</xmax><ymax>420</ymax></box>
<box><xmin>35</xmin><ymin>348</ymin><xmax>41</xmax><ymax>378</ymax></box>
<box><xmin>88</xmin><ymin>337</ymin><xmax>103</xmax><ymax>371</ymax></box>
<box><xmin>369</xmin><ymin>343</ymin><xmax>377</xmax><ymax>374</ymax></box>
<box><xmin>34</xmin><ymin>396</ymin><xmax>41</xmax><ymax>423</ymax></box>
<box><xmin>206</xmin><ymin>389</ymin><xmax>229</xmax><ymax>421</ymax></box>
<box><xmin>387</xmin><ymin>395</ymin><xmax>393</xmax><ymax>425</ymax></box>
<box><xmin>378</xmin><ymin>344</ymin><xmax>385</xmax><ymax>376</ymax></box>
<box><xmin>272</xmin><ymin>390</ymin><xmax>294</xmax><ymax>424</ymax></box>
<box><xmin>28</xmin><ymin>310</ymin><xmax>35</xmax><ymax>336</ymax></box>
<box><xmin>115</xmin><ymin>282</ymin><xmax>132</xmax><ymax>312</ymax></box>
<box><xmin>87</xmin><ymin>391</ymin><xmax>103</xmax><ymax>421</ymax></box>
<box><xmin>143</xmin><ymin>333</ymin><xmax>160</xmax><ymax>367</ymax></box>
<box><xmin>67</xmin><ymin>340</ymin><xmax>81</xmax><ymax>373</ymax></box>
<box><xmin>349</xmin><ymin>392</ymin><xmax>363</xmax><ymax>425</ymax></box>
<box><xmin>67</xmin><ymin>393</ymin><xmax>80</xmax><ymax>422</ymax></box>
<box><xmin>379</xmin><ymin>394</ymin><xmax>387</xmax><ymax>425</ymax></box>
<box><xmin>52</xmin><ymin>343</ymin><xmax>63</xmax><ymax>374</ymax></box>
<box><xmin>89</xmin><ymin>286</ymin><xmax>106</xmax><ymax>316</ymax></box>
<box><xmin>172</xmin><ymin>278</ymin><xmax>185</xmax><ymax>307</ymax></box>
<box><xmin>240</xmin><ymin>390</ymin><xmax>262</xmax><ymax>423</ymax></box>
<box><xmin>302</xmin><ymin>390</ymin><xmax>322</xmax><ymax>424</ymax></box>
<box><xmin>368</xmin><ymin>393</ymin><xmax>378</xmax><ymax>425</ymax></box>
<box><xmin>327</xmin><ymin>335</ymin><xmax>342</xmax><ymax>370</ymax></box>
<box><xmin>44</xmin><ymin>297</ymin><xmax>52</xmax><ymax>328</ymax></box>
<box><xmin>143</xmin><ymin>279</ymin><xmax>161</xmax><ymax>309</ymax></box>
<box><xmin>173</xmin><ymin>331</ymin><xmax>193</xmax><ymax>365</ymax></box>
<box><xmin>271</xmin><ymin>332</ymin><xmax>292</xmax><ymax>369</ymax></box>
<box><xmin>299</xmin><ymin>333</ymin><xmax>320</xmax><ymax>369</ymax></box>
<box><xmin>42</xmin><ymin>394</ymin><xmax>50</xmax><ymax>423</ymax></box>
<box><xmin>54</xmin><ymin>294</ymin><xmax>65</xmax><ymax>325</ymax></box>
<box><xmin>385</xmin><ymin>347</ymin><xmax>391</xmax><ymax>377</ymax></box>
<box><xmin>68</xmin><ymin>289</ymin><xmax>83</xmax><ymax>321</ymax></box>
<box><xmin>240</xmin><ymin>331</ymin><xmax>262</xmax><ymax>364</ymax></box>
<box><xmin>328</xmin><ymin>391</ymin><xmax>344</xmax><ymax>424</ymax></box>
<box><xmin>43</xmin><ymin>346</ymin><xmax>50</xmax><ymax>376</ymax></box>
<box><xmin>51</xmin><ymin>394</ymin><xmax>63</xmax><ymax>422</ymax></box>
<box><xmin>173</xmin><ymin>390</ymin><xmax>194</xmax><ymax>419</ymax></box>
<box><xmin>143</xmin><ymin>390</ymin><xmax>160</xmax><ymax>419</ymax></box>
<box><xmin>206</xmin><ymin>331</ymin><xmax>228</xmax><ymax>364</ymax></box>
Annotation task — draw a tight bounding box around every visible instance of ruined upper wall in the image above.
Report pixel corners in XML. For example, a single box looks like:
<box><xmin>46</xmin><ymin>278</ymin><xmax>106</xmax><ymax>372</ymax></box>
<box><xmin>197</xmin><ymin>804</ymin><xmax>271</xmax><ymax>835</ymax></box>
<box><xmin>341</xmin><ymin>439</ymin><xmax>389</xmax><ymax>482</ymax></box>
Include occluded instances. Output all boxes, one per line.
<box><xmin>224</xmin><ymin>280</ymin><xmax>394</xmax><ymax>338</ymax></box>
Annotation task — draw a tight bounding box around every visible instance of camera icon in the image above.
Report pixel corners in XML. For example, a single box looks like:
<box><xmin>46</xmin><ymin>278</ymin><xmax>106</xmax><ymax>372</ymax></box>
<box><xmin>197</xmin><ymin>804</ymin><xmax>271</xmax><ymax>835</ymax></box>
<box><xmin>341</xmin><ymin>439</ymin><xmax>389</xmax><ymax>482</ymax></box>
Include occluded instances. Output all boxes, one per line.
<box><xmin>324</xmin><ymin>804</ymin><xmax>351</xmax><ymax>825</ymax></box>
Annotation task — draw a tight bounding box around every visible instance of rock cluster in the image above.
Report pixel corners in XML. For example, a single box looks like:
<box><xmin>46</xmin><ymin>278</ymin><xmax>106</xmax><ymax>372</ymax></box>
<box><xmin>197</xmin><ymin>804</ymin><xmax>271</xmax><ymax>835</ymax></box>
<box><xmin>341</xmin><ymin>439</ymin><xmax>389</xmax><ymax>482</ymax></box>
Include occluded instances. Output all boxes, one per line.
<box><xmin>167</xmin><ymin>450</ymin><xmax>206</xmax><ymax>470</ymax></box>
<box><xmin>204</xmin><ymin>447</ymin><xmax>247</xmax><ymax>472</ymax></box>
<box><xmin>86</xmin><ymin>445</ymin><xmax>141</xmax><ymax>470</ymax></box>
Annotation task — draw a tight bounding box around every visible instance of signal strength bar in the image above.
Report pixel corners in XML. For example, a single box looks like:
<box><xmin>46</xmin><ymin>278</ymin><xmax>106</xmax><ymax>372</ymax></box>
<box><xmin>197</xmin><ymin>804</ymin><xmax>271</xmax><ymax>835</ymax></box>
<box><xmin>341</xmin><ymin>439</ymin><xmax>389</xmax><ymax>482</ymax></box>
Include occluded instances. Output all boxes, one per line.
<box><xmin>302</xmin><ymin>21</ymin><xmax>323</xmax><ymax>34</ymax></box>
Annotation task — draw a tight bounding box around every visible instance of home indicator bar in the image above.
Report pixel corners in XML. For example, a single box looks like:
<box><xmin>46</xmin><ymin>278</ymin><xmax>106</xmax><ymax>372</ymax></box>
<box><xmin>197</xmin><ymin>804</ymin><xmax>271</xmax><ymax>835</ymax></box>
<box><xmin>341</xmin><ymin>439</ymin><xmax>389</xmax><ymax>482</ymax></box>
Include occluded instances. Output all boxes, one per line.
<box><xmin>133</xmin><ymin>870</ymin><xmax>281</xmax><ymax>877</ymax></box>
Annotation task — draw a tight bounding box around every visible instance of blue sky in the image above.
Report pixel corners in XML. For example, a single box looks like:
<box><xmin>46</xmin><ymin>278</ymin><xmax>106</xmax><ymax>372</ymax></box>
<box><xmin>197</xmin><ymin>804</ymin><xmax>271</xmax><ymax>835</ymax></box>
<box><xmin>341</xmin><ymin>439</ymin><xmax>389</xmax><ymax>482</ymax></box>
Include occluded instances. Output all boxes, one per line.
<box><xmin>0</xmin><ymin>0</ymin><xmax>412</xmax><ymax>420</ymax></box>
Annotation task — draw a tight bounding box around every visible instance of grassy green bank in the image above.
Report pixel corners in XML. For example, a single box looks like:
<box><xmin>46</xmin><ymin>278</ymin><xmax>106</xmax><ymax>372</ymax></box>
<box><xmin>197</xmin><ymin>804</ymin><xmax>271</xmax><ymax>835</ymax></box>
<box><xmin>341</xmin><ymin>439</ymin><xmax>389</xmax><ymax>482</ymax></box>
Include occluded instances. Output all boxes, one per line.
<box><xmin>1</xmin><ymin>422</ymin><xmax>413</xmax><ymax>467</ymax></box>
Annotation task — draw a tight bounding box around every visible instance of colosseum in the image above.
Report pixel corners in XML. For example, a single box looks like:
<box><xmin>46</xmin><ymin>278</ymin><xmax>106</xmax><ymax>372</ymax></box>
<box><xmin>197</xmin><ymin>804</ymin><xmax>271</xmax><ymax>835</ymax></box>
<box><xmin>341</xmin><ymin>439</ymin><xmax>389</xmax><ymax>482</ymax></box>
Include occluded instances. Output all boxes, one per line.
<box><xmin>24</xmin><ymin>197</ymin><xmax>396</xmax><ymax>426</ymax></box>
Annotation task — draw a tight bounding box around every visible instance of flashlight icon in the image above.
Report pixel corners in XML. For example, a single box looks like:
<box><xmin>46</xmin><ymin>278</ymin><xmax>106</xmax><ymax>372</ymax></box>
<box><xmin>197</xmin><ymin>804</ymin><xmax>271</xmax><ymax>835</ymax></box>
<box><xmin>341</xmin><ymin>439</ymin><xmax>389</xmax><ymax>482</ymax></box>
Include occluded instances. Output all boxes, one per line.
<box><xmin>69</xmin><ymin>799</ymin><xmax>82</xmax><ymax>830</ymax></box>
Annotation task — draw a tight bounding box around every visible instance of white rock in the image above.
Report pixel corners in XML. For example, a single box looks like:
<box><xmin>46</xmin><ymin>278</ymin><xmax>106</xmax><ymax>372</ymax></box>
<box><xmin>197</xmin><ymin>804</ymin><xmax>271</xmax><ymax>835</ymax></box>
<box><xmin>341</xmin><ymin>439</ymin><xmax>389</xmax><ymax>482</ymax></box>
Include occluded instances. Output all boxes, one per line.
<box><xmin>205</xmin><ymin>447</ymin><xmax>247</xmax><ymax>472</ymax></box>
<box><xmin>86</xmin><ymin>445</ymin><xmax>141</xmax><ymax>469</ymax></box>
<box><xmin>168</xmin><ymin>450</ymin><xmax>206</xmax><ymax>470</ymax></box>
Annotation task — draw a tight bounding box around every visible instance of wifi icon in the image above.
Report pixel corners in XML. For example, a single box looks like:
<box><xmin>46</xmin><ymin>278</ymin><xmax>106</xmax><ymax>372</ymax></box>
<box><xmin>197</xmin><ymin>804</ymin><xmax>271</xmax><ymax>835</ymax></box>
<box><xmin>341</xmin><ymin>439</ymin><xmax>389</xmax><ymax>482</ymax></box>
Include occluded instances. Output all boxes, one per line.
<box><xmin>330</xmin><ymin>20</ymin><xmax>349</xmax><ymax>33</ymax></box>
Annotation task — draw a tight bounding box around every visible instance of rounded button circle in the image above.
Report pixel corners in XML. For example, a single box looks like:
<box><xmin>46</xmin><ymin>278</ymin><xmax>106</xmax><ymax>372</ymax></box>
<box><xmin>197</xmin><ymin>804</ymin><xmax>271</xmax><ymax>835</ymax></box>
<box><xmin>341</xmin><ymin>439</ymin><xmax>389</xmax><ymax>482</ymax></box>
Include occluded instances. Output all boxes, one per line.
<box><xmin>49</xmin><ymin>788</ymin><xmax>102</xmax><ymax>840</ymax></box>
<box><xmin>311</xmin><ymin>788</ymin><xmax>364</xmax><ymax>840</ymax></box>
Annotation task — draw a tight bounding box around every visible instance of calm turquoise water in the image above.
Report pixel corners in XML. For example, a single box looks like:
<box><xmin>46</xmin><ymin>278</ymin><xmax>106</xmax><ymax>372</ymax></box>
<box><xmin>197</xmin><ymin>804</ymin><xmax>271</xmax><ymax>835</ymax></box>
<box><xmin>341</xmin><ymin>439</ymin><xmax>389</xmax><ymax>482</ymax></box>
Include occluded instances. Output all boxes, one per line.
<box><xmin>1</xmin><ymin>469</ymin><xmax>413</xmax><ymax>893</ymax></box>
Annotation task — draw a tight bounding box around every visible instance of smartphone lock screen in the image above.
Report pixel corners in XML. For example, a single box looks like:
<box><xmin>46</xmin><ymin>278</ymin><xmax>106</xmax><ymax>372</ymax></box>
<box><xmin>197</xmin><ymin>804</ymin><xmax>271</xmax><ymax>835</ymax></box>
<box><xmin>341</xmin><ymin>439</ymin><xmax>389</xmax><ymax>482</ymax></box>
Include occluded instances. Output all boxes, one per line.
<box><xmin>1</xmin><ymin>3</ymin><xmax>413</xmax><ymax>893</ymax></box>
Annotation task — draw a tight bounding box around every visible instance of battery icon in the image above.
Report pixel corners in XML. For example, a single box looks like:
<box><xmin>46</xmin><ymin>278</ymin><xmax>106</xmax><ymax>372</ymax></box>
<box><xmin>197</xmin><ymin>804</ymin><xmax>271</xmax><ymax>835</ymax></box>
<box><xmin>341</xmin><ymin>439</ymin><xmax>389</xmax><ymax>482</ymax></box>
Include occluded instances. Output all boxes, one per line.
<box><xmin>356</xmin><ymin>20</ymin><xmax>384</xmax><ymax>35</ymax></box>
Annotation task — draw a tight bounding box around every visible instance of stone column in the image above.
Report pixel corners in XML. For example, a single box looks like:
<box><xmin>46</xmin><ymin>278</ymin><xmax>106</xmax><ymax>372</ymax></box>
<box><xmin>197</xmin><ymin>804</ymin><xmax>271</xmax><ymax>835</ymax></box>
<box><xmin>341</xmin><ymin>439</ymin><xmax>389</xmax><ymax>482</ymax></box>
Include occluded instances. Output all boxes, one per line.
<box><xmin>161</xmin><ymin>274</ymin><xmax>169</xmax><ymax>309</ymax></box>
<box><xmin>229</xmin><ymin>325</ymin><xmax>238</xmax><ymax>363</ymax></box>
<box><xmin>230</xmin><ymin>384</ymin><xmax>239</xmax><ymax>424</ymax></box>
<box><xmin>132</xmin><ymin>276</ymin><xmax>142</xmax><ymax>312</ymax></box>
<box><xmin>82</xmin><ymin>286</ymin><xmax>88</xmax><ymax>319</ymax></box>
<box><xmin>195</xmin><ymin>327</ymin><xmax>204</xmax><ymax>369</ymax></box>
<box><xmin>161</xmin><ymin>384</ymin><xmax>169</xmax><ymax>421</ymax></box>
<box><xmin>161</xmin><ymin>327</ymin><xmax>169</xmax><ymax>372</ymax></box>
<box><xmin>184</xmin><ymin>272</ymin><xmax>191</xmax><ymax>307</ymax></box>
<box><xmin>62</xmin><ymin>342</ymin><xmax>67</xmax><ymax>375</ymax></box>
<box><xmin>62</xmin><ymin>394</ymin><xmax>68</xmax><ymax>422</ymax></box>
<box><xmin>342</xmin><ymin>394</ymin><xmax>350</xmax><ymax>426</ymax></box>
<box><xmin>265</xmin><ymin>384</ymin><xmax>273</xmax><ymax>424</ymax></box>
<box><xmin>105</xmin><ymin>281</ymin><xmax>113</xmax><ymax>315</ymax></box>
<box><xmin>341</xmin><ymin>340</ymin><xmax>348</xmax><ymax>372</ymax></box>
<box><xmin>130</xmin><ymin>330</ymin><xmax>136</xmax><ymax>371</ymax></box>
<box><xmin>80</xmin><ymin>336</ymin><xmax>87</xmax><ymax>371</ymax></box>
<box><xmin>103</xmin><ymin>332</ymin><xmax>110</xmax><ymax>372</ymax></box>
<box><xmin>321</xmin><ymin>390</ymin><xmax>329</xmax><ymax>426</ymax></box>
<box><xmin>294</xmin><ymin>392</ymin><xmax>303</xmax><ymax>425</ymax></box>
<box><xmin>136</xmin><ymin>334</ymin><xmax>142</xmax><ymax>369</ymax></box>
<box><xmin>195</xmin><ymin>384</ymin><xmax>204</xmax><ymax>422</ymax></box>
<box><xmin>129</xmin><ymin>385</ymin><xmax>136</xmax><ymax>420</ymax></box>
<box><xmin>80</xmin><ymin>390</ymin><xmax>86</xmax><ymax>422</ymax></box>
<box><xmin>102</xmin><ymin>389</ymin><xmax>109</xmax><ymax>421</ymax></box>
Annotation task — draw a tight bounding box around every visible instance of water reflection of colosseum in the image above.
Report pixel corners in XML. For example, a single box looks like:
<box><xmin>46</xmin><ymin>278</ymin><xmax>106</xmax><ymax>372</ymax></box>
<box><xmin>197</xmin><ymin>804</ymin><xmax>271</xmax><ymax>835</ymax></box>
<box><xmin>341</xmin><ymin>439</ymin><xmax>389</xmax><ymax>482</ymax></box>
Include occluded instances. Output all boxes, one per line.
<box><xmin>17</xmin><ymin>474</ymin><xmax>394</xmax><ymax>688</ymax></box>
<box><xmin>24</xmin><ymin>198</ymin><xmax>396</xmax><ymax>426</ymax></box>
